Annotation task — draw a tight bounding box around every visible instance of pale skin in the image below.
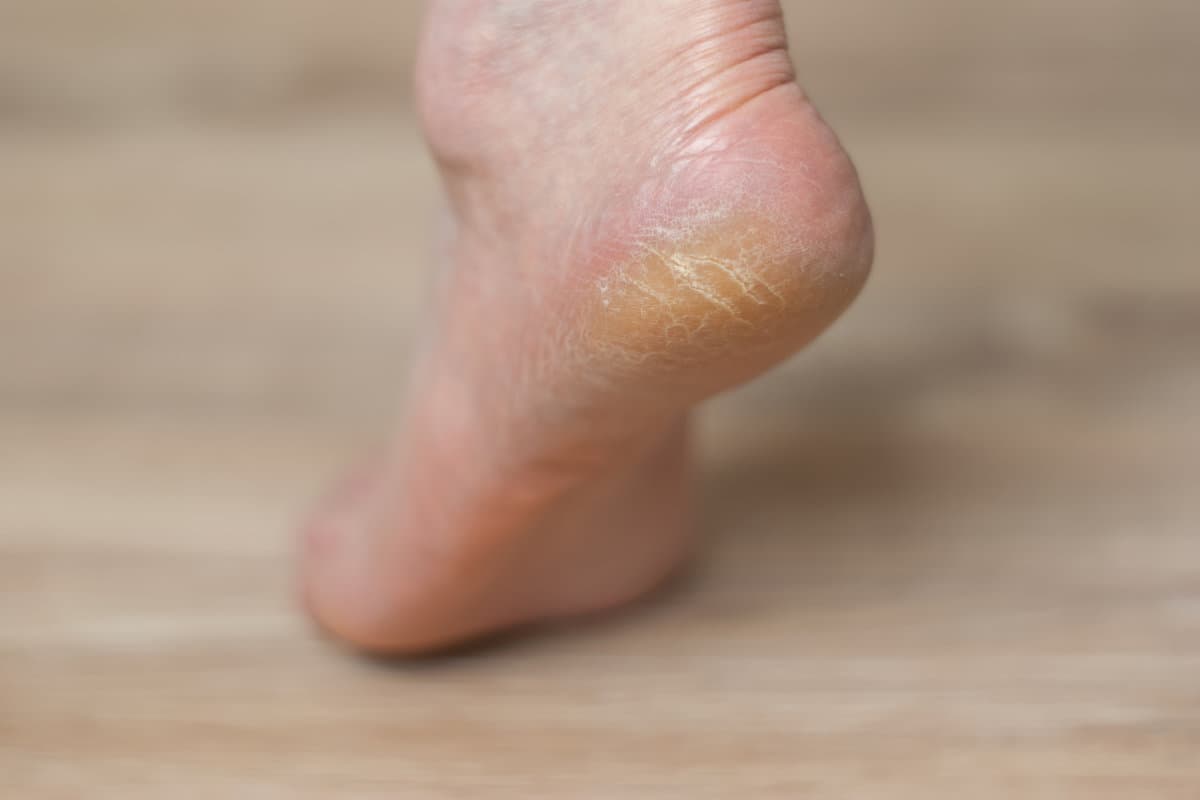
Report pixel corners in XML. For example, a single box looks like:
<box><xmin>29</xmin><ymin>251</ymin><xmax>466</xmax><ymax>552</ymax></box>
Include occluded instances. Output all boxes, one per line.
<box><xmin>300</xmin><ymin>0</ymin><xmax>875</xmax><ymax>653</ymax></box>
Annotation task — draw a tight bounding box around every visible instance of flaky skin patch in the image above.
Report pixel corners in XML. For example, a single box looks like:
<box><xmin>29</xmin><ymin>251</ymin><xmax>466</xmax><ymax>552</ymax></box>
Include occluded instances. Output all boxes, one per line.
<box><xmin>585</xmin><ymin>208</ymin><xmax>843</xmax><ymax>375</ymax></box>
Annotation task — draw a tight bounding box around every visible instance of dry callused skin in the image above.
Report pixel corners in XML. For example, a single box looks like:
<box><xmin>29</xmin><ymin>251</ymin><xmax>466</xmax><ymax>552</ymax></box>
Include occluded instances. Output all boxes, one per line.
<box><xmin>586</xmin><ymin>209</ymin><xmax>854</xmax><ymax>382</ymax></box>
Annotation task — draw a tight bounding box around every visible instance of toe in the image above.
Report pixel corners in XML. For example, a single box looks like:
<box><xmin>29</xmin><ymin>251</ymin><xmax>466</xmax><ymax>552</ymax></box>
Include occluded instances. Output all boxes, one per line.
<box><xmin>299</xmin><ymin>458</ymin><xmax>453</xmax><ymax>654</ymax></box>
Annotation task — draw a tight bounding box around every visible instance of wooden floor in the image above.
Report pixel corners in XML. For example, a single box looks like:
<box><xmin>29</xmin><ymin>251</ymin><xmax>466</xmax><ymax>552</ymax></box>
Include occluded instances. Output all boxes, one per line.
<box><xmin>2</xmin><ymin>2</ymin><xmax>1199</xmax><ymax>796</ymax></box>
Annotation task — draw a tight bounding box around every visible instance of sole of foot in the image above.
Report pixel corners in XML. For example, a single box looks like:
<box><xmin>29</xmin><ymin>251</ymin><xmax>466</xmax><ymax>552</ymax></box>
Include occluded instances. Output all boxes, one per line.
<box><xmin>301</xmin><ymin>0</ymin><xmax>874</xmax><ymax>654</ymax></box>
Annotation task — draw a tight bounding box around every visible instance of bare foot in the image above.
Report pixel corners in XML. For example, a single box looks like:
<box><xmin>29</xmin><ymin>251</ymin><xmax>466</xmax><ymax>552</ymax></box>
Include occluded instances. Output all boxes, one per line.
<box><xmin>301</xmin><ymin>0</ymin><xmax>874</xmax><ymax>653</ymax></box>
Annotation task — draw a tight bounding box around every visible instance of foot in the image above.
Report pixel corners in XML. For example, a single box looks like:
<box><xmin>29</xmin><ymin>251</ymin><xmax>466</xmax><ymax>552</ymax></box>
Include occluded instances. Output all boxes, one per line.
<box><xmin>301</xmin><ymin>0</ymin><xmax>873</xmax><ymax>653</ymax></box>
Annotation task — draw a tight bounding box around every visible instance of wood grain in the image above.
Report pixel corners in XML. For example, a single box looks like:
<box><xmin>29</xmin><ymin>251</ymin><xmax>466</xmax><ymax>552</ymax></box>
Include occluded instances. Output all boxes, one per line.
<box><xmin>2</xmin><ymin>1</ymin><xmax>1199</xmax><ymax>796</ymax></box>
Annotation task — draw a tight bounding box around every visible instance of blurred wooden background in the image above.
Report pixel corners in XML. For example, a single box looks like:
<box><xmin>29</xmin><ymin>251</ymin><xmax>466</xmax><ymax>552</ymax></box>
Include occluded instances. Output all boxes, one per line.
<box><xmin>2</xmin><ymin>1</ymin><xmax>1199</xmax><ymax>797</ymax></box>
